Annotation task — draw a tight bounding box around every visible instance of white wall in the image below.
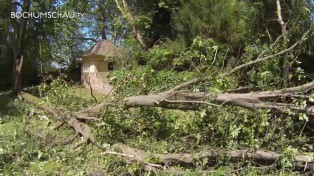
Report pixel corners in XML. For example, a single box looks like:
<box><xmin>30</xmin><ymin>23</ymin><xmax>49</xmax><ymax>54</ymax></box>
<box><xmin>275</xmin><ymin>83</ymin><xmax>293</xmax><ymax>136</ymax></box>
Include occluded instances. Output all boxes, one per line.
<box><xmin>82</xmin><ymin>56</ymin><xmax>120</xmax><ymax>73</ymax></box>
<box><xmin>82</xmin><ymin>57</ymin><xmax>105</xmax><ymax>73</ymax></box>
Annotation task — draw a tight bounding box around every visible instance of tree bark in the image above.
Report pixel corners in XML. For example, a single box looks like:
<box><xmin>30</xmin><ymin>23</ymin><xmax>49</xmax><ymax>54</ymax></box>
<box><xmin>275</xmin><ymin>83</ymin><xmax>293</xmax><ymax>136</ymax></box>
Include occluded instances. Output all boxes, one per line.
<box><xmin>11</xmin><ymin>0</ymin><xmax>31</xmax><ymax>92</ymax></box>
<box><xmin>123</xmin><ymin>80</ymin><xmax>314</xmax><ymax>116</ymax></box>
<box><xmin>13</xmin><ymin>55</ymin><xmax>23</xmax><ymax>92</ymax></box>
<box><xmin>276</xmin><ymin>0</ymin><xmax>289</xmax><ymax>88</ymax></box>
<box><xmin>104</xmin><ymin>144</ymin><xmax>314</xmax><ymax>170</ymax></box>
<box><xmin>99</xmin><ymin>0</ymin><xmax>107</xmax><ymax>40</ymax></box>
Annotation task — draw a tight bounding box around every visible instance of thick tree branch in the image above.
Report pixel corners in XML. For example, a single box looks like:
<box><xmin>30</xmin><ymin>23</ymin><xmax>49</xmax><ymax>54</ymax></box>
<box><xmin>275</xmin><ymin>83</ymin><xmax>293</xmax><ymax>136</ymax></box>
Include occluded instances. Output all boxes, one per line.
<box><xmin>123</xmin><ymin>78</ymin><xmax>314</xmax><ymax>116</ymax></box>
<box><xmin>104</xmin><ymin>144</ymin><xmax>314</xmax><ymax>170</ymax></box>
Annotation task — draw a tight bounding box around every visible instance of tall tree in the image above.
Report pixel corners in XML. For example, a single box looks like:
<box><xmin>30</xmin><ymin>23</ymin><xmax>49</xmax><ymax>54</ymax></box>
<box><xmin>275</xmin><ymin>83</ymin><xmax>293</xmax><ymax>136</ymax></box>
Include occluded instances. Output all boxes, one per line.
<box><xmin>10</xmin><ymin>0</ymin><xmax>31</xmax><ymax>91</ymax></box>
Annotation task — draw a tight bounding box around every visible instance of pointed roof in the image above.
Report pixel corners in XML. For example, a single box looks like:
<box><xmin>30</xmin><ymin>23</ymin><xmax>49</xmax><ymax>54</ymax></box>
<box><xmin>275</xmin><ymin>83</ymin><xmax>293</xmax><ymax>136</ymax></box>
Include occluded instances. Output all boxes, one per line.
<box><xmin>83</xmin><ymin>40</ymin><xmax>123</xmax><ymax>58</ymax></box>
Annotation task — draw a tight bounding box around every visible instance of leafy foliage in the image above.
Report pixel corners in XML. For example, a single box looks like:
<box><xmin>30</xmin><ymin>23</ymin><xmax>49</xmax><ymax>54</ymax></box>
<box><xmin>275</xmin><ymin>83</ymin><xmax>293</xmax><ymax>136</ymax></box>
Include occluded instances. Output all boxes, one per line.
<box><xmin>174</xmin><ymin>0</ymin><xmax>247</xmax><ymax>47</ymax></box>
<box><xmin>37</xmin><ymin>77</ymin><xmax>102</xmax><ymax>111</ymax></box>
<box><xmin>110</xmin><ymin>66</ymin><xmax>197</xmax><ymax>96</ymax></box>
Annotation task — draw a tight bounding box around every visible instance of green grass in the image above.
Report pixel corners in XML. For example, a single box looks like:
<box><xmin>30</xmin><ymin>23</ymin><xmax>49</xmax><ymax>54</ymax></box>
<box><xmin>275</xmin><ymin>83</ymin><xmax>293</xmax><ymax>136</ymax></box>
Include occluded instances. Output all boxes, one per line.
<box><xmin>64</xmin><ymin>85</ymin><xmax>108</xmax><ymax>102</ymax></box>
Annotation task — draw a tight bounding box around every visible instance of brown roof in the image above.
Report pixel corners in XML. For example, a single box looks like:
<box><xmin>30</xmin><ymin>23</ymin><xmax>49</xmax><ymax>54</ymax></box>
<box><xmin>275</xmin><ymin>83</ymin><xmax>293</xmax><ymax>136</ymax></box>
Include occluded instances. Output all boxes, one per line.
<box><xmin>83</xmin><ymin>40</ymin><xmax>123</xmax><ymax>58</ymax></box>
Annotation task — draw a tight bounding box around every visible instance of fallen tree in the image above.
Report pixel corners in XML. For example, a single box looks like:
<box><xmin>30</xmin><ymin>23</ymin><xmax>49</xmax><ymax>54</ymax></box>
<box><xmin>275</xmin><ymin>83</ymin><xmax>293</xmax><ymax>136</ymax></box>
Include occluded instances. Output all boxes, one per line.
<box><xmin>19</xmin><ymin>90</ymin><xmax>314</xmax><ymax>171</ymax></box>
<box><xmin>18</xmin><ymin>27</ymin><xmax>314</xmax><ymax>173</ymax></box>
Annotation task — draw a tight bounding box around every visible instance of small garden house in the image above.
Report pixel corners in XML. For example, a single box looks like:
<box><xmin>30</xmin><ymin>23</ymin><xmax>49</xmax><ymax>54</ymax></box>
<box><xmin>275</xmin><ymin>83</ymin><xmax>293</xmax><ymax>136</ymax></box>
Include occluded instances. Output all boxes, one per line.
<box><xmin>81</xmin><ymin>40</ymin><xmax>123</xmax><ymax>93</ymax></box>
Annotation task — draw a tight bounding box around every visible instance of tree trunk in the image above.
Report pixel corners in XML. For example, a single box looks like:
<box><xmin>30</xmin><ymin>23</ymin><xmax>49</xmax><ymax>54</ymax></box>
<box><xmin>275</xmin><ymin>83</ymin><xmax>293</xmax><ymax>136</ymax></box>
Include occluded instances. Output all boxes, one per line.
<box><xmin>114</xmin><ymin>0</ymin><xmax>149</xmax><ymax>50</ymax></box>
<box><xmin>11</xmin><ymin>0</ymin><xmax>31</xmax><ymax>92</ymax></box>
<box><xmin>276</xmin><ymin>0</ymin><xmax>289</xmax><ymax>88</ymax></box>
<box><xmin>99</xmin><ymin>0</ymin><xmax>107</xmax><ymax>40</ymax></box>
<box><xmin>13</xmin><ymin>55</ymin><xmax>23</xmax><ymax>92</ymax></box>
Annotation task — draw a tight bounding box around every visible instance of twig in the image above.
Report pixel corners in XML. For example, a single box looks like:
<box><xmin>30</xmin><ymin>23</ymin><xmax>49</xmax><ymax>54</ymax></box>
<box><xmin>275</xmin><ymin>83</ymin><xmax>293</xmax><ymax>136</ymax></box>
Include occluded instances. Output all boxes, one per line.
<box><xmin>225</xmin><ymin>29</ymin><xmax>310</xmax><ymax>76</ymax></box>
<box><xmin>88</xmin><ymin>77</ymin><xmax>98</xmax><ymax>104</ymax></box>
<box><xmin>226</xmin><ymin>40</ymin><xmax>300</xmax><ymax>76</ymax></box>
